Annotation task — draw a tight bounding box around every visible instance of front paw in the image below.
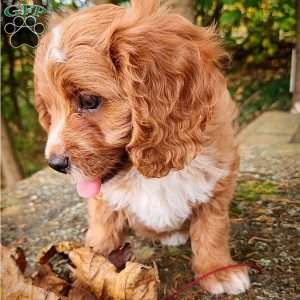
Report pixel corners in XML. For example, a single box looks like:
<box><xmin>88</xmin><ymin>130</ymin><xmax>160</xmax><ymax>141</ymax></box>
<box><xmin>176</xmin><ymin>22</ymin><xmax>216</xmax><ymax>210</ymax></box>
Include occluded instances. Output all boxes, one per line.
<box><xmin>199</xmin><ymin>265</ymin><xmax>250</xmax><ymax>295</ymax></box>
<box><xmin>85</xmin><ymin>229</ymin><xmax>115</xmax><ymax>256</ymax></box>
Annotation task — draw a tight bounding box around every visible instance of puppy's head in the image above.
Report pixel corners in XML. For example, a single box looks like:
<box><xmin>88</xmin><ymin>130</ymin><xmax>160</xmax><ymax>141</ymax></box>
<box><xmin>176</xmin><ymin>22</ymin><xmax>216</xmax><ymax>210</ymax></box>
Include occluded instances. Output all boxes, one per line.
<box><xmin>34</xmin><ymin>0</ymin><xmax>227</xmax><ymax>198</ymax></box>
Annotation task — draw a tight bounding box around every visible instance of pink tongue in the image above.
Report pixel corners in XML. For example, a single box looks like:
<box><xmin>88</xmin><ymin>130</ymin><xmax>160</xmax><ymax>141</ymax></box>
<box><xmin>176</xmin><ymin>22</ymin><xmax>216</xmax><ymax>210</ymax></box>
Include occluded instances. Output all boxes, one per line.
<box><xmin>76</xmin><ymin>180</ymin><xmax>101</xmax><ymax>198</ymax></box>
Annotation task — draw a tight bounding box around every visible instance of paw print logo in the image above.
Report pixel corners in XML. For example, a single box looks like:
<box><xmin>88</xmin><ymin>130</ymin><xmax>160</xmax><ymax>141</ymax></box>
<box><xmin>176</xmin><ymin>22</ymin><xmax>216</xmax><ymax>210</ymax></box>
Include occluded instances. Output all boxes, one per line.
<box><xmin>4</xmin><ymin>16</ymin><xmax>45</xmax><ymax>48</ymax></box>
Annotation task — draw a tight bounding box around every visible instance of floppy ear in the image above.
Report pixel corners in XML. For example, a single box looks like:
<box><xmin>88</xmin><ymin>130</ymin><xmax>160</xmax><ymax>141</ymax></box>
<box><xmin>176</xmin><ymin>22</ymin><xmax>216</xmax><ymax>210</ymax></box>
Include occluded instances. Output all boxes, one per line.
<box><xmin>34</xmin><ymin>35</ymin><xmax>51</xmax><ymax>132</ymax></box>
<box><xmin>106</xmin><ymin>1</ymin><xmax>228</xmax><ymax>177</ymax></box>
<box><xmin>34</xmin><ymin>89</ymin><xmax>51</xmax><ymax>132</ymax></box>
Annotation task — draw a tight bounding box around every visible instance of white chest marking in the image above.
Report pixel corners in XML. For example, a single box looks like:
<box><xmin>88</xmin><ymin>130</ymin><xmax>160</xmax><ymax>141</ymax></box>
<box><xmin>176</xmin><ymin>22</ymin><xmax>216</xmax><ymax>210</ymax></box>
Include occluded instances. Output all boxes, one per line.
<box><xmin>102</xmin><ymin>153</ymin><xmax>228</xmax><ymax>232</ymax></box>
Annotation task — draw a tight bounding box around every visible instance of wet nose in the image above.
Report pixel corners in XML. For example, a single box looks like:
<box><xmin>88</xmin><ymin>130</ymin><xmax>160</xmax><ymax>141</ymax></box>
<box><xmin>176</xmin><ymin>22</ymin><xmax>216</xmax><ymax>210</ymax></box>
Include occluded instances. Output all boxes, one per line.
<box><xmin>48</xmin><ymin>155</ymin><xmax>69</xmax><ymax>174</ymax></box>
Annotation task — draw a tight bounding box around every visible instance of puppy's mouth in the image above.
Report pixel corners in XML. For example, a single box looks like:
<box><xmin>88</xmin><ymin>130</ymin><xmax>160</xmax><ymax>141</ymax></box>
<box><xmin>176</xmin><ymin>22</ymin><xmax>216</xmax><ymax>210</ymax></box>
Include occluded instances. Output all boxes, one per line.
<box><xmin>74</xmin><ymin>151</ymin><xmax>129</xmax><ymax>199</ymax></box>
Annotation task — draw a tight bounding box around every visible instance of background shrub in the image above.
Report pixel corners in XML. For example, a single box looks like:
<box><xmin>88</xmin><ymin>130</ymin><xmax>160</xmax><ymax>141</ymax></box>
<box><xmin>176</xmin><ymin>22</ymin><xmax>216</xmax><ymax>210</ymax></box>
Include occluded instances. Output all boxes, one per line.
<box><xmin>196</xmin><ymin>0</ymin><xmax>296</xmax><ymax>63</ymax></box>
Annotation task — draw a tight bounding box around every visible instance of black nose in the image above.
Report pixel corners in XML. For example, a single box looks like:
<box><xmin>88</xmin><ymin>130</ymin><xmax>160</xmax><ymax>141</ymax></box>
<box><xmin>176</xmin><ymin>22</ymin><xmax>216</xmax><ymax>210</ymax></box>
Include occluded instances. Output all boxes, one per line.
<box><xmin>48</xmin><ymin>155</ymin><xmax>69</xmax><ymax>174</ymax></box>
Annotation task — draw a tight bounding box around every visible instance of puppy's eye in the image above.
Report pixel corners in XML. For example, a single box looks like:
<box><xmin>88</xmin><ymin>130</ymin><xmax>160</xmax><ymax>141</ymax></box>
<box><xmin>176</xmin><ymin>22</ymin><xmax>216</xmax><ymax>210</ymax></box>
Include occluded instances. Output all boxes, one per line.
<box><xmin>79</xmin><ymin>95</ymin><xmax>102</xmax><ymax>110</ymax></box>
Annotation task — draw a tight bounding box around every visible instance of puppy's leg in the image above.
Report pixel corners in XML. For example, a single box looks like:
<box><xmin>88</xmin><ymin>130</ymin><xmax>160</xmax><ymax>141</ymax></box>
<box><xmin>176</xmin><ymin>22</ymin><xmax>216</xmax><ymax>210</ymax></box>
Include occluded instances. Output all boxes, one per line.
<box><xmin>85</xmin><ymin>196</ymin><xmax>127</xmax><ymax>256</ymax></box>
<box><xmin>190</xmin><ymin>176</ymin><xmax>250</xmax><ymax>295</ymax></box>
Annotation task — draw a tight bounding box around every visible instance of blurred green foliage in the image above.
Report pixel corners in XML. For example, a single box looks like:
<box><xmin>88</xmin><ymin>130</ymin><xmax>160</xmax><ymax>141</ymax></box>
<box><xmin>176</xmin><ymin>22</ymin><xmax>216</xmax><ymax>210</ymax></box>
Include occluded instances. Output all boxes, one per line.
<box><xmin>196</xmin><ymin>0</ymin><xmax>296</xmax><ymax>63</ymax></box>
<box><xmin>1</xmin><ymin>30</ymin><xmax>45</xmax><ymax>176</ymax></box>
<box><xmin>229</xmin><ymin>71</ymin><xmax>291</xmax><ymax>124</ymax></box>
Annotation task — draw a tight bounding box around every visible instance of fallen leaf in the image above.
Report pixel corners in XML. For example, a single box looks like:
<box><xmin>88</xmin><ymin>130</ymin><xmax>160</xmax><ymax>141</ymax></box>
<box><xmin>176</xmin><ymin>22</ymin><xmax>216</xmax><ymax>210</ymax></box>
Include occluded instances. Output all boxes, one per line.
<box><xmin>1</xmin><ymin>242</ymin><xmax>160</xmax><ymax>300</ymax></box>
<box><xmin>108</xmin><ymin>242</ymin><xmax>134</xmax><ymax>271</ymax></box>
<box><xmin>0</xmin><ymin>245</ymin><xmax>63</xmax><ymax>300</ymax></box>
<box><xmin>254</xmin><ymin>215</ymin><xmax>274</xmax><ymax>222</ymax></box>
<box><xmin>69</xmin><ymin>247</ymin><xmax>159</xmax><ymax>300</ymax></box>
<box><xmin>11</xmin><ymin>246</ymin><xmax>27</xmax><ymax>274</ymax></box>
<box><xmin>68</xmin><ymin>279</ymin><xmax>97</xmax><ymax>300</ymax></box>
<box><xmin>32</xmin><ymin>264</ymin><xmax>70</xmax><ymax>296</ymax></box>
<box><xmin>38</xmin><ymin>241</ymin><xmax>80</xmax><ymax>264</ymax></box>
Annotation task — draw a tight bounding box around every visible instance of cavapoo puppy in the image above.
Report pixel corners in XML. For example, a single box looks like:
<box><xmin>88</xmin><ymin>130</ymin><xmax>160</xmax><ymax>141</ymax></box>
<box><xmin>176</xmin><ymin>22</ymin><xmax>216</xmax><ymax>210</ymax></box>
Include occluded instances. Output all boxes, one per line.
<box><xmin>34</xmin><ymin>0</ymin><xmax>250</xmax><ymax>295</ymax></box>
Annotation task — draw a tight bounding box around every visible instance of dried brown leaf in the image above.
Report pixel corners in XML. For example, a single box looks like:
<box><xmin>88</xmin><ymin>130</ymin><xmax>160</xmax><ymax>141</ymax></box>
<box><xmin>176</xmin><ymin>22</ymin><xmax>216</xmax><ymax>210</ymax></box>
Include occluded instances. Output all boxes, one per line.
<box><xmin>67</xmin><ymin>279</ymin><xmax>97</xmax><ymax>300</ymax></box>
<box><xmin>11</xmin><ymin>246</ymin><xmax>27</xmax><ymax>274</ymax></box>
<box><xmin>32</xmin><ymin>264</ymin><xmax>70</xmax><ymax>296</ymax></box>
<box><xmin>69</xmin><ymin>247</ymin><xmax>159</xmax><ymax>300</ymax></box>
<box><xmin>38</xmin><ymin>241</ymin><xmax>80</xmax><ymax>264</ymax></box>
<box><xmin>108</xmin><ymin>242</ymin><xmax>134</xmax><ymax>271</ymax></box>
<box><xmin>0</xmin><ymin>245</ymin><xmax>64</xmax><ymax>300</ymax></box>
<box><xmin>2</xmin><ymin>242</ymin><xmax>160</xmax><ymax>300</ymax></box>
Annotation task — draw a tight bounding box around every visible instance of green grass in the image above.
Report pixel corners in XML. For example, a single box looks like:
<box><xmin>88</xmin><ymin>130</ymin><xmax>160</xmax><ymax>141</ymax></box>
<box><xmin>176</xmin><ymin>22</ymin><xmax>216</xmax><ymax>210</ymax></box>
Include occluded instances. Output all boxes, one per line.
<box><xmin>231</xmin><ymin>180</ymin><xmax>279</xmax><ymax>217</ymax></box>
<box><xmin>235</xmin><ymin>180</ymin><xmax>279</xmax><ymax>202</ymax></box>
